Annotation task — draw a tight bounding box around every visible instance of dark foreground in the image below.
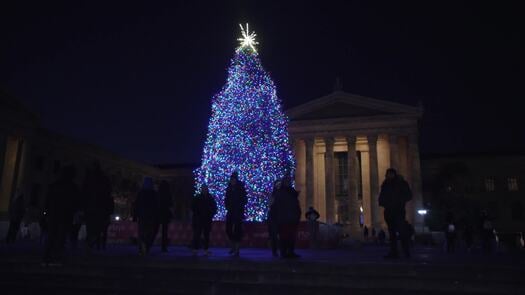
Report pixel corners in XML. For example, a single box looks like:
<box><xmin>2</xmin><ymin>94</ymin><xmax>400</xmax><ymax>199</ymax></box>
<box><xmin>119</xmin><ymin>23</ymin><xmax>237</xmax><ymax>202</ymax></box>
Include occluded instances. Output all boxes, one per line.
<box><xmin>1</xmin><ymin>242</ymin><xmax>524</xmax><ymax>295</ymax></box>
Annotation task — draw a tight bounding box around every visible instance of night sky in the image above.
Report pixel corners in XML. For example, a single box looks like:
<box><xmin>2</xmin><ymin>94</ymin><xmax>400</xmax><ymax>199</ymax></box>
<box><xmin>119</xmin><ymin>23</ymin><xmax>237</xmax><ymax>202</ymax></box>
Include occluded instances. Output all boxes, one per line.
<box><xmin>1</xmin><ymin>1</ymin><xmax>523</xmax><ymax>165</ymax></box>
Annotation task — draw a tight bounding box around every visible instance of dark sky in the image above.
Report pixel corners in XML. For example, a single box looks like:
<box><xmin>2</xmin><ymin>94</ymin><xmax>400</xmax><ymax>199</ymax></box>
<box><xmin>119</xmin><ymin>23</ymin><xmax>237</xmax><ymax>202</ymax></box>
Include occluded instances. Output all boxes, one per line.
<box><xmin>1</xmin><ymin>1</ymin><xmax>523</xmax><ymax>164</ymax></box>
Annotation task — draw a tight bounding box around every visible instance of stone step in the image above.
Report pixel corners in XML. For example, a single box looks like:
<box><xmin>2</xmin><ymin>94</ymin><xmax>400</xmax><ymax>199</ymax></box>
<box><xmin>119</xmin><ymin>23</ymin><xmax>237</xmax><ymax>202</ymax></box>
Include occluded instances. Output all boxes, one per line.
<box><xmin>1</xmin><ymin>262</ymin><xmax>523</xmax><ymax>295</ymax></box>
<box><xmin>3</xmin><ymin>258</ymin><xmax>524</xmax><ymax>283</ymax></box>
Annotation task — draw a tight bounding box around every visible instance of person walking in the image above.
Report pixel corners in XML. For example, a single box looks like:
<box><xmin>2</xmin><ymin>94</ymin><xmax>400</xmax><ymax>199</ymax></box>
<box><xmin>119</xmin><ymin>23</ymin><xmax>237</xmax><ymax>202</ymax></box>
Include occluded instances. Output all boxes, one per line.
<box><xmin>274</xmin><ymin>176</ymin><xmax>301</xmax><ymax>259</ymax></box>
<box><xmin>5</xmin><ymin>189</ymin><xmax>26</xmax><ymax>244</ymax></box>
<box><xmin>133</xmin><ymin>177</ymin><xmax>160</xmax><ymax>255</ymax></box>
<box><xmin>43</xmin><ymin>166</ymin><xmax>79</xmax><ymax>266</ymax></box>
<box><xmin>305</xmin><ymin>206</ymin><xmax>320</xmax><ymax>249</ymax></box>
<box><xmin>267</xmin><ymin>180</ymin><xmax>281</xmax><ymax>257</ymax></box>
<box><xmin>158</xmin><ymin>180</ymin><xmax>173</xmax><ymax>252</ymax></box>
<box><xmin>224</xmin><ymin>172</ymin><xmax>247</xmax><ymax>257</ymax></box>
<box><xmin>191</xmin><ymin>184</ymin><xmax>217</xmax><ymax>256</ymax></box>
<box><xmin>83</xmin><ymin>162</ymin><xmax>113</xmax><ymax>250</ymax></box>
<box><xmin>463</xmin><ymin>223</ymin><xmax>474</xmax><ymax>252</ymax></box>
<box><xmin>445</xmin><ymin>212</ymin><xmax>457</xmax><ymax>253</ymax></box>
<box><xmin>363</xmin><ymin>225</ymin><xmax>369</xmax><ymax>241</ymax></box>
<box><xmin>479</xmin><ymin>210</ymin><xmax>494</xmax><ymax>254</ymax></box>
<box><xmin>378</xmin><ymin>229</ymin><xmax>386</xmax><ymax>245</ymax></box>
<box><xmin>69</xmin><ymin>211</ymin><xmax>84</xmax><ymax>251</ymax></box>
<box><xmin>378</xmin><ymin>168</ymin><xmax>412</xmax><ymax>259</ymax></box>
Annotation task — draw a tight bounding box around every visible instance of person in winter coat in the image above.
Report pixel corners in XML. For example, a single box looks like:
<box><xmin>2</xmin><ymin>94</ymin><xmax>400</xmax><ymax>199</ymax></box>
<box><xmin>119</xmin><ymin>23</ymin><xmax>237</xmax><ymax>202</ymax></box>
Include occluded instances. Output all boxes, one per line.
<box><xmin>273</xmin><ymin>176</ymin><xmax>301</xmax><ymax>259</ymax></box>
<box><xmin>224</xmin><ymin>172</ymin><xmax>247</xmax><ymax>256</ymax></box>
<box><xmin>479</xmin><ymin>210</ymin><xmax>495</xmax><ymax>253</ymax></box>
<box><xmin>305</xmin><ymin>206</ymin><xmax>320</xmax><ymax>249</ymax></box>
<box><xmin>378</xmin><ymin>168</ymin><xmax>412</xmax><ymax>259</ymax></box>
<box><xmin>445</xmin><ymin>212</ymin><xmax>457</xmax><ymax>253</ymax></box>
<box><xmin>5</xmin><ymin>189</ymin><xmax>26</xmax><ymax>244</ymax></box>
<box><xmin>83</xmin><ymin>161</ymin><xmax>113</xmax><ymax>250</ymax></box>
<box><xmin>133</xmin><ymin>177</ymin><xmax>160</xmax><ymax>255</ymax></box>
<box><xmin>267</xmin><ymin>180</ymin><xmax>281</xmax><ymax>257</ymax></box>
<box><xmin>158</xmin><ymin>180</ymin><xmax>173</xmax><ymax>252</ymax></box>
<box><xmin>192</xmin><ymin>184</ymin><xmax>217</xmax><ymax>256</ymax></box>
<box><xmin>43</xmin><ymin>165</ymin><xmax>80</xmax><ymax>265</ymax></box>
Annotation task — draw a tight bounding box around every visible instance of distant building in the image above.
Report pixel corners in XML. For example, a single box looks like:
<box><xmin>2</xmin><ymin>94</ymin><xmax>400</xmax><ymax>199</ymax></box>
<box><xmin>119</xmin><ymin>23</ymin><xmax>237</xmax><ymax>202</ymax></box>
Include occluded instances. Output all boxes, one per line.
<box><xmin>0</xmin><ymin>91</ymin><xmax>161</xmax><ymax>224</ymax></box>
<box><xmin>421</xmin><ymin>153</ymin><xmax>525</xmax><ymax>233</ymax></box>
<box><xmin>288</xmin><ymin>90</ymin><xmax>424</xmax><ymax>235</ymax></box>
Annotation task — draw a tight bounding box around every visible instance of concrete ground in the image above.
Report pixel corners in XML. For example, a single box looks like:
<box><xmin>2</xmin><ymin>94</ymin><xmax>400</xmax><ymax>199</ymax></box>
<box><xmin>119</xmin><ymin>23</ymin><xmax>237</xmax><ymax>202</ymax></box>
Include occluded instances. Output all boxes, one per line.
<box><xmin>1</xmin><ymin>241</ymin><xmax>525</xmax><ymax>294</ymax></box>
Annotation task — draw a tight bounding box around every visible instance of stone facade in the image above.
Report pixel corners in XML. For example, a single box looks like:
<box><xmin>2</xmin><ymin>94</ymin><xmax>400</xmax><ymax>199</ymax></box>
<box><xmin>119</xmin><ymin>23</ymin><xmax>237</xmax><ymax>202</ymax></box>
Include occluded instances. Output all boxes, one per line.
<box><xmin>0</xmin><ymin>91</ymin><xmax>161</xmax><ymax>222</ymax></box>
<box><xmin>288</xmin><ymin>91</ymin><xmax>424</xmax><ymax>236</ymax></box>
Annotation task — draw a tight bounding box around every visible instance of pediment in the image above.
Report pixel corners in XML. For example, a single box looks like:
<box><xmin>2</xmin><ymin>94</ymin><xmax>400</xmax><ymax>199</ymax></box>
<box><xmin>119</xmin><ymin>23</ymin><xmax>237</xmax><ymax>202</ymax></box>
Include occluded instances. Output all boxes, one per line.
<box><xmin>287</xmin><ymin>91</ymin><xmax>422</xmax><ymax>121</ymax></box>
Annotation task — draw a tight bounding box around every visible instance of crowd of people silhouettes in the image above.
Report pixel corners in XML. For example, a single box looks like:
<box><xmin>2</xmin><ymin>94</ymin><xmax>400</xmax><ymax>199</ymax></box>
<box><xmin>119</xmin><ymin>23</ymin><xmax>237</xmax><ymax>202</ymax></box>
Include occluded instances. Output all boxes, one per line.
<box><xmin>3</xmin><ymin>164</ymin><xmax>508</xmax><ymax>265</ymax></box>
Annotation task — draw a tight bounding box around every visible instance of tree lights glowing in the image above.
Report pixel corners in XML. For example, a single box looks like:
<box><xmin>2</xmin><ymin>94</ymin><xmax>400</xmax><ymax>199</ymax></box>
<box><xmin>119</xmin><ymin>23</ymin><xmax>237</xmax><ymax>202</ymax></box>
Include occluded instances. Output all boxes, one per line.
<box><xmin>194</xmin><ymin>23</ymin><xmax>295</xmax><ymax>221</ymax></box>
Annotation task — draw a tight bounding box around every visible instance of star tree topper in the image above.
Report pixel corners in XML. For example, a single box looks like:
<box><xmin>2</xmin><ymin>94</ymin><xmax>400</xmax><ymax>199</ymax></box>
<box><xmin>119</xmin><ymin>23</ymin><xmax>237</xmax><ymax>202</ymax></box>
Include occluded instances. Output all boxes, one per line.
<box><xmin>237</xmin><ymin>23</ymin><xmax>259</xmax><ymax>52</ymax></box>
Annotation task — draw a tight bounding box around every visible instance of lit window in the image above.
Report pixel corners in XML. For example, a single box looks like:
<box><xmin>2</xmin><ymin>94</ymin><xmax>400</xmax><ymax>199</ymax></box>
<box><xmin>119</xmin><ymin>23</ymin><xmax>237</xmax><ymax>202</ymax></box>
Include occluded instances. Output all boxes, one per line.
<box><xmin>484</xmin><ymin>177</ymin><xmax>495</xmax><ymax>192</ymax></box>
<box><xmin>508</xmin><ymin>177</ymin><xmax>519</xmax><ymax>191</ymax></box>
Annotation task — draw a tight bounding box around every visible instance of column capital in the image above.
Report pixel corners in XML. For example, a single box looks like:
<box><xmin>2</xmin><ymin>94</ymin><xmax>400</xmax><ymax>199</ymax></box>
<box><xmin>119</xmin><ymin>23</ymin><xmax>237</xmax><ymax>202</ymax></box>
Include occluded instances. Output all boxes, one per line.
<box><xmin>408</xmin><ymin>133</ymin><xmax>419</xmax><ymax>144</ymax></box>
<box><xmin>388</xmin><ymin>134</ymin><xmax>398</xmax><ymax>144</ymax></box>
<box><xmin>324</xmin><ymin>137</ymin><xmax>335</xmax><ymax>148</ymax></box>
<box><xmin>345</xmin><ymin>135</ymin><xmax>357</xmax><ymax>145</ymax></box>
<box><xmin>367</xmin><ymin>134</ymin><xmax>378</xmax><ymax>146</ymax></box>
<box><xmin>304</xmin><ymin>137</ymin><xmax>316</xmax><ymax>147</ymax></box>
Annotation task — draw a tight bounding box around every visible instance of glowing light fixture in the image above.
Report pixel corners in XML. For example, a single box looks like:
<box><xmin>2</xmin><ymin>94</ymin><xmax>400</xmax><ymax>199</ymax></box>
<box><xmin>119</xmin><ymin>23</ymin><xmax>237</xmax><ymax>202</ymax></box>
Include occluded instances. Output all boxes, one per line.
<box><xmin>417</xmin><ymin>209</ymin><xmax>428</xmax><ymax>216</ymax></box>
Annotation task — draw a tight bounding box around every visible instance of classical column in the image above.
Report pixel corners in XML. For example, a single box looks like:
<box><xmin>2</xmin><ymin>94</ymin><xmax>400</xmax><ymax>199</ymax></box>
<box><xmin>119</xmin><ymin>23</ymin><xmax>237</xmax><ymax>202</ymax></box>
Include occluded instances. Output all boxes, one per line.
<box><xmin>324</xmin><ymin>137</ymin><xmax>335</xmax><ymax>224</ymax></box>
<box><xmin>389</xmin><ymin>134</ymin><xmax>400</xmax><ymax>171</ymax></box>
<box><xmin>346</xmin><ymin>135</ymin><xmax>360</xmax><ymax>236</ymax></box>
<box><xmin>367</xmin><ymin>134</ymin><xmax>380</xmax><ymax>229</ymax></box>
<box><xmin>305</xmin><ymin>138</ymin><xmax>315</xmax><ymax>209</ymax></box>
<box><xmin>408</xmin><ymin>133</ymin><xmax>424</xmax><ymax>231</ymax></box>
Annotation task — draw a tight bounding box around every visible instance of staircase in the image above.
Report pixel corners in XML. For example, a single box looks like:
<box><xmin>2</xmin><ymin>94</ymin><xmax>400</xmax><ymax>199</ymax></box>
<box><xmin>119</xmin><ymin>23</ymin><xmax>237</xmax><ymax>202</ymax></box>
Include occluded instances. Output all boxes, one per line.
<box><xmin>1</xmin><ymin>252</ymin><xmax>524</xmax><ymax>295</ymax></box>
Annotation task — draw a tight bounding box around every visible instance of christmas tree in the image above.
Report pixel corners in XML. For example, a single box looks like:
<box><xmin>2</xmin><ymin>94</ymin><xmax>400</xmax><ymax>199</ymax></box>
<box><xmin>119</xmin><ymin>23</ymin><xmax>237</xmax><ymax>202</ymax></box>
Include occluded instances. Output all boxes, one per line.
<box><xmin>194</xmin><ymin>24</ymin><xmax>295</xmax><ymax>221</ymax></box>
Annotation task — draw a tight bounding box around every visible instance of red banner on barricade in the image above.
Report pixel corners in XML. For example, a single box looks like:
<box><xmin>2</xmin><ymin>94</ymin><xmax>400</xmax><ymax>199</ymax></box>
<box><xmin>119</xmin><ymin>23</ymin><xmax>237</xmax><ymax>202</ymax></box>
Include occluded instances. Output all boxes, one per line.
<box><xmin>107</xmin><ymin>221</ymin><xmax>330</xmax><ymax>248</ymax></box>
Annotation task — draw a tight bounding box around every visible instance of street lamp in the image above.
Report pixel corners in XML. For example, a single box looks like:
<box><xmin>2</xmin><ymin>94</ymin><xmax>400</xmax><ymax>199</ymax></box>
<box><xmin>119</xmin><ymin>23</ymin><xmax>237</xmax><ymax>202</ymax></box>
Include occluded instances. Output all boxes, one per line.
<box><xmin>417</xmin><ymin>209</ymin><xmax>428</xmax><ymax>232</ymax></box>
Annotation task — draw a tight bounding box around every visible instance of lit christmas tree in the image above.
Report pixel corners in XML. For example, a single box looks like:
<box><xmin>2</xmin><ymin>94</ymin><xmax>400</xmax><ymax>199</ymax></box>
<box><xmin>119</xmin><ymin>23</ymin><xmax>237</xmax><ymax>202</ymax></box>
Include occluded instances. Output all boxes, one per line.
<box><xmin>195</xmin><ymin>23</ymin><xmax>295</xmax><ymax>221</ymax></box>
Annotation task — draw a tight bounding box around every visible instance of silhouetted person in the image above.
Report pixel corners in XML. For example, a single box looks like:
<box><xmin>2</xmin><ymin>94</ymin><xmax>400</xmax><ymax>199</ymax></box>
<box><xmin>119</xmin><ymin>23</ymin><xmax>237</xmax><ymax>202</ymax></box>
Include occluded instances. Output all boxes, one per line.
<box><xmin>191</xmin><ymin>184</ymin><xmax>217</xmax><ymax>256</ymax></box>
<box><xmin>371</xmin><ymin>227</ymin><xmax>377</xmax><ymax>241</ymax></box>
<box><xmin>224</xmin><ymin>172</ymin><xmax>247</xmax><ymax>256</ymax></box>
<box><xmin>445</xmin><ymin>212</ymin><xmax>457</xmax><ymax>253</ymax></box>
<box><xmin>70</xmin><ymin>211</ymin><xmax>84</xmax><ymax>251</ymax></box>
<box><xmin>479</xmin><ymin>210</ymin><xmax>494</xmax><ymax>253</ymax></box>
<box><xmin>378</xmin><ymin>168</ymin><xmax>412</xmax><ymax>259</ymax></box>
<box><xmin>5</xmin><ymin>189</ymin><xmax>26</xmax><ymax>244</ymax></box>
<box><xmin>406</xmin><ymin>221</ymin><xmax>416</xmax><ymax>246</ymax></box>
<box><xmin>134</xmin><ymin>177</ymin><xmax>160</xmax><ymax>255</ymax></box>
<box><xmin>43</xmin><ymin>166</ymin><xmax>79</xmax><ymax>265</ymax></box>
<box><xmin>267</xmin><ymin>180</ymin><xmax>281</xmax><ymax>257</ymax></box>
<box><xmin>274</xmin><ymin>176</ymin><xmax>301</xmax><ymax>259</ymax></box>
<box><xmin>378</xmin><ymin>229</ymin><xmax>386</xmax><ymax>245</ymax></box>
<box><xmin>305</xmin><ymin>206</ymin><xmax>320</xmax><ymax>249</ymax></box>
<box><xmin>39</xmin><ymin>210</ymin><xmax>48</xmax><ymax>245</ymax></box>
<box><xmin>158</xmin><ymin>180</ymin><xmax>173</xmax><ymax>252</ymax></box>
<box><xmin>83</xmin><ymin>162</ymin><xmax>113</xmax><ymax>250</ymax></box>
<box><xmin>363</xmin><ymin>225</ymin><xmax>369</xmax><ymax>240</ymax></box>
<box><xmin>463</xmin><ymin>224</ymin><xmax>474</xmax><ymax>252</ymax></box>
